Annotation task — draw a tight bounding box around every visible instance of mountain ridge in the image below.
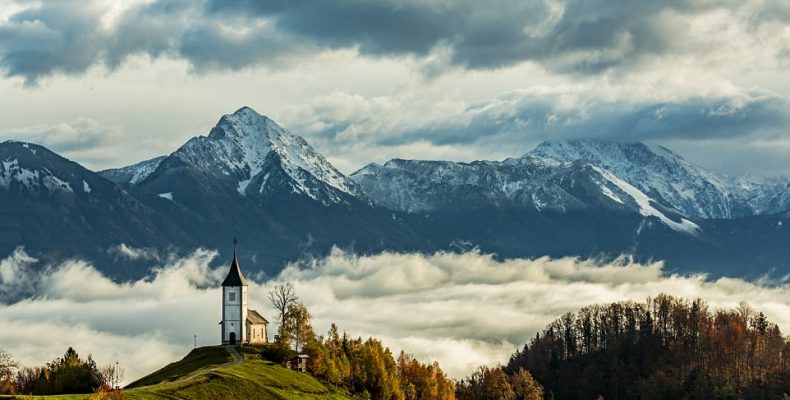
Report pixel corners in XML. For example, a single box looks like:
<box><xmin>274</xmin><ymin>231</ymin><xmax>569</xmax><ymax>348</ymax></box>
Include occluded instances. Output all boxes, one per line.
<box><xmin>3</xmin><ymin>107</ymin><xmax>790</xmax><ymax>279</ymax></box>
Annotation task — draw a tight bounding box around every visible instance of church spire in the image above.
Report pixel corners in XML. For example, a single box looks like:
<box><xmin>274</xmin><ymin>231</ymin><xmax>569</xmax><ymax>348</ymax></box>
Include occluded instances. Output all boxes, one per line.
<box><xmin>222</xmin><ymin>238</ymin><xmax>248</xmax><ymax>287</ymax></box>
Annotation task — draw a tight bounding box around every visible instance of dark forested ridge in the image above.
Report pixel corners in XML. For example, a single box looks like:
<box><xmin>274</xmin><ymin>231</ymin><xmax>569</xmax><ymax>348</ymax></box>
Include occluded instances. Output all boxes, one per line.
<box><xmin>504</xmin><ymin>295</ymin><xmax>790</xmax><ymax>400</ymax></box>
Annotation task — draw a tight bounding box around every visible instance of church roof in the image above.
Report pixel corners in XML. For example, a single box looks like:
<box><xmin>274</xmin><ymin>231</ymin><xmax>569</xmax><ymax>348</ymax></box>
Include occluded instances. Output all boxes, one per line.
<box><xmin>247</xmin><ymin>309</ymin><xmax>269</xmax><ymax>325</ymax></box>
<box><xmin>221</xmin><ymin>244</ymin><xmax>248</xmax><ymax>287</ymax></box>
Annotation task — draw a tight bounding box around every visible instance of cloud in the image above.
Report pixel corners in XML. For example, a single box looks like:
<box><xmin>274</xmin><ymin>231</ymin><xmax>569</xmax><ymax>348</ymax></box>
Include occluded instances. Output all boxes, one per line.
<box><xmin>0</xmin><ymin>0</ymin><xmax>787</xmax><ymax>83</ymax></box>
<box><xmin>280</xmin><ymin>87</ymin><xmax>790</xmax><ymax>175</ymax></box>
<box><xmin>206</xmin><ymin>0</ymin><xmax>788</xmax><ymax>74</ymax></box>
<box><xmin>0</xmin><ymin>247</ymin><xmax>38</xmax><ymax>303</ymax></box>
<box><xmin>1</xmin><ymin>117</ymin><xmax>127</xmax><ymax>169</ymax></box>
<box><xmin>411</xmin><ymin>91</ymin><xmax>790</xmax><ymax>145</ymax></box>
<box><xmin>2</xmin><ymin>247</ymin><xmax>790</xmax><ymax>383</ymax></box>
<box><xmin>0</xmin><ymin>248</ymin><xmax>223</xmax><ymax>382</ymax></box>
<box><xmin>108</xmin><ymin>243</ymin><xmax>160</xmax><ymax>262</ymax></box>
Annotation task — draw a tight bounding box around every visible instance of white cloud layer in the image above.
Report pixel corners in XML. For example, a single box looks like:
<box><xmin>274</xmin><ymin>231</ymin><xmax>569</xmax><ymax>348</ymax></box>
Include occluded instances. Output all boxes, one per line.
<box><xmin>1</xmin><ymin>248</ymin><xmax>789</xmax><ymax>383</ymax></box>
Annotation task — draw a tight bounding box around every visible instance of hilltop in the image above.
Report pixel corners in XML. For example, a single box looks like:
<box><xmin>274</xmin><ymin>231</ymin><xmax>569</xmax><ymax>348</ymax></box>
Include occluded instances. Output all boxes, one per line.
<box><xmin>3</xmin><ymin>346</ymin><xmax>357</xmax><ymax>400</ymax></box>
<box><xmin>125</xmin><ymin>345</ymin><xmax>357</xmax><ymax>400</ymax></box>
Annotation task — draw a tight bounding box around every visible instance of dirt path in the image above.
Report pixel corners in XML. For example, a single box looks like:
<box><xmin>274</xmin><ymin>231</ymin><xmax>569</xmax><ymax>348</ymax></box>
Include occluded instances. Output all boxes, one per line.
<box><xmin>224</xmin><ymin>345</ymin><xmax>244</xmax><ymax>366</ymax></box>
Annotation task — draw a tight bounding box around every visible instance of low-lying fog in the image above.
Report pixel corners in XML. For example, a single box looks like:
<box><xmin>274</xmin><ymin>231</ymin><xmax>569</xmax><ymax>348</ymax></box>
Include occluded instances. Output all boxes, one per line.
<box><xmin>1</xmin><ymin>246</ymin><xmax>789</xmax><ymax>383</ymax></box>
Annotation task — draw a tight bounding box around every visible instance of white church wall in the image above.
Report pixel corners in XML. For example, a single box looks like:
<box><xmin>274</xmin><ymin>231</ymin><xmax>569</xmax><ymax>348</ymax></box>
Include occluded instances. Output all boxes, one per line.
<box><xmin>222</xmin><ymin>286</ymin><xmax>246</xmax><ymax>343</ymax></box>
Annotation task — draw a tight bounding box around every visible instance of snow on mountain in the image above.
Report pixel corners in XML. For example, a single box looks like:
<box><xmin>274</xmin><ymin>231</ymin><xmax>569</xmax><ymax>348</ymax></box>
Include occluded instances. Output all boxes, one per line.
<box><xmin>148</xmin><ymin>107</ymin><xmax>363</xmax><ymax>204</ymax></box>
<box><xmin>351</xmin><ymin>154</ymin><xmax>700</xmax><ymax>233</ymax></box>
<box><xmin>529</xmin><ymin>140</ymin><xmax>790</xmax><ymax>219</ymax></box>
<box><xmin>0</xmin><ymin>141</ymin><xmax>74</xmax><ymax>193</ymax></box>
<box><xmin>99</xmin><ymin>156</ymin><xmax>165</xmax><ymax>185</ymax></box>
<box><xmin>0</xmin><ymin>158</ymin><xmax>73</xmax><ymax>193</ymax></box>
<box><xmin>590</xmin><ymin>165</ymin><xmax>700</xmax><ymax>234</ymax></box>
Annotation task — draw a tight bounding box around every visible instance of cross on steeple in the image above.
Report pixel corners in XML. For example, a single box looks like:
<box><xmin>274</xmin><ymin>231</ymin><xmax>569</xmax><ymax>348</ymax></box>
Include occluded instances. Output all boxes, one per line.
<box><xmin>222</xmin><ymin>238</ymin><xmax>247</xmax><ymax>287</ymax></box>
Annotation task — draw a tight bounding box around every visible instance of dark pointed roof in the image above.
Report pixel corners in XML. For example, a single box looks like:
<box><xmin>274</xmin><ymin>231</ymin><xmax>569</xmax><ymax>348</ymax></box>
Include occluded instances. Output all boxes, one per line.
<box><xmin>222</xmin><ymin>241</ymin><xmax>248</xmax><ymax>287</ymax></box>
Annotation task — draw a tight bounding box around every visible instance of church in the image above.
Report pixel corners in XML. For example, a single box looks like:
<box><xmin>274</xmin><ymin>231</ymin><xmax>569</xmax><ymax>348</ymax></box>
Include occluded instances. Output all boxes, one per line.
<box><xmin>220</xmin><ymin>243</ymin><xmax>269</xmax><ymax>345</ymax></box>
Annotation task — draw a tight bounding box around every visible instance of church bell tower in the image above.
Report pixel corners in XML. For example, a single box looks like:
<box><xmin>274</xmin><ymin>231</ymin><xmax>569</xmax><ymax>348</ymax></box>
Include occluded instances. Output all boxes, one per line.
<box><xmin>221</xmin><ymin>239</ymin><xmax>248</xmax><ymax>345</ymax></box>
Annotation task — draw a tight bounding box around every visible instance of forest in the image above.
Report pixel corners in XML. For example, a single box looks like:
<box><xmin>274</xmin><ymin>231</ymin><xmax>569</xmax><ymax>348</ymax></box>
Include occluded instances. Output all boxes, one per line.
<box><xmin>505</xmin><ymin>294</ymin><xmax>790</xmax><ymax>399</ymax></box>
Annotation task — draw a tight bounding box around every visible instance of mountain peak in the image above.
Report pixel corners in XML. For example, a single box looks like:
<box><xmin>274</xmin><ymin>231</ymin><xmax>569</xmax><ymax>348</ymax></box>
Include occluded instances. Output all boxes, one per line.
<box><xmin>147</xmin><ymin>108</ymin><xmax>364</xmax><ymax>204</ymax></box>
<box><xmin>530</xmin><ymin>139</ymin><xmax>677</xmax><ymax>163</ymax></box>
<box><xmin>527</xmin><ymin>139</ymin><xmax>784</xmax><ymax>218</ymax></box>
<box><xmin>225</xmin><ymin>106</ymin><xmax>273</xmax><ymax>125</ymax></box>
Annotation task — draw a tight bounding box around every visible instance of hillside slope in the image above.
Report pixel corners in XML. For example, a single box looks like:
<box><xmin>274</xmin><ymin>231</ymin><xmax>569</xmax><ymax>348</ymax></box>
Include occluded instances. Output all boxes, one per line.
<box><xmin>123</xmin><ymin>346</ymin><xmax>356</xmax><ymax>400</ymax></box>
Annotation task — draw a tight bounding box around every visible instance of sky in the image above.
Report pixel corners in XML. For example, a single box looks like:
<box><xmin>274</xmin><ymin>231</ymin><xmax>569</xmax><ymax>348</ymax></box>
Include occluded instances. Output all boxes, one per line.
<box><xmin>2</xmin><ymin>246</ymin><xmax>790</xmax><ymax>383</ymax></box>
<box><xmin>0</xmin><ymin>0</ymin><xmax>788</xmax><ymax>175</ymax></box>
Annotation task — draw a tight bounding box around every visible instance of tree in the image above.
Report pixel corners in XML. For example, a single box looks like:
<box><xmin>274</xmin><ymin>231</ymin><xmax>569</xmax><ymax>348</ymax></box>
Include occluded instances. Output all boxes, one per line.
<box><xmin>397</xmin><ymin>351</ymin><xmax>456</xmax><ymax>400</ymax></box>
<box><xmin>285</xmin><ymin>302</ymin><xmax>315</xmax><ymax>353</ymax></box>
<box><xmin>511</xmin><ymin>369</ymin><xmax>543</xmax><ymax>400</ymax></box>
<box><xmin>504</xmin><ymin>295</ymin><xmax>790</xmax><ymax>400</ymax></box>
<box><xmin>456</xmin><ymin>366</ymin><xmax>515</xmax><ymax>400</ymax></box>
<box><xmin>12</xmin><ymin>347</ymin><xmax>104</xmax><ymax>395</ymax></box>
<box><xmin>99</xmin><ymin>363</ymin><xmax>125</xmax><ymax>390</ymax></box>
<box><xmin>0</xmin><ymin>349</ymin><xmax>18</xmax><ymax>394</ymax></box>
<box><xmin>268</xmin><ymin>282</ymin><xmax>298</xmax><ymax>343</ymax></box>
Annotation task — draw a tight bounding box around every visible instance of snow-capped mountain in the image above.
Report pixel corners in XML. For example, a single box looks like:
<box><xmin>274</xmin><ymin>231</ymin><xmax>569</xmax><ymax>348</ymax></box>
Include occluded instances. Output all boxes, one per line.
<box><xmin>0</xmin><ymin>140</ymin><xmax>194</xmax><ymax>276</ymax></box>
<box><xmin>4</xmin><ymin>109</ymin><xmax>790</xmax><ymax>280</ymax></box>
<box><xmin>1</xmin><ymin>140</ymin><xmax>78</xmax><ymax>194</ymax></box>
<box><xmin>100</xmin><ymin>156</ymin><xmax>164</xmax><ymax>185</ymax></box>
<box><xmin>529</xmin><ymin>140</ymin><xmax>790</xmax><ymax>219</ymax></box>
<box><xmin>139</xmin><ymin>106</ymin><xmax>364</xmax><ymax>205</ymax></box>
<box><xmin>352</xmin><ymin>155</ymin><xmax>699</xmax><ymax>233</ymax></box>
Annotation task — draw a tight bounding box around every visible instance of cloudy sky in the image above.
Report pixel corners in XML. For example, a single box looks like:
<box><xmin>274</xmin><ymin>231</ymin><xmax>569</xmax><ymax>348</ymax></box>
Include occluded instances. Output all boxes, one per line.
<box><xmin>0</xmin><ymin>0</ymin><xmax>788</xmax><ymax>174</ymax></box>
<box><xmin>2</xmin><ymin>246</ymin><xmax>790</xmax><ymax>383</ymax></box>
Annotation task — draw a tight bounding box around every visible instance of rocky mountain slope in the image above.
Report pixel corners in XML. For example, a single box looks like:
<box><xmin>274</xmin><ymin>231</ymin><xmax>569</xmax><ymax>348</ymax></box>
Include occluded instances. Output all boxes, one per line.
<box><xmin>529</xmin><ymin>140</ymin><xmax>790</xmax><ymax>218</ymax></box>
<box><xmin>140</xmin><ymin>107</ymin><xmax>364</xmax><ymax>205</ymax></box>
<box><xmin>0</xmin><ymin>140</ymin><xmax>195</xmax><ymax>275</ymax></box>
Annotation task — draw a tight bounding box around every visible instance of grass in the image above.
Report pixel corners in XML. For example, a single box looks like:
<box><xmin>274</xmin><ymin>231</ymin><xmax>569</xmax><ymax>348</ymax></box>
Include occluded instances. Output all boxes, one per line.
<box><xmin>130</xmin><ymin>359</ymin><xmax>354</xmax><ymax>400</ymax></box>
<box><xmin>3</xmin><ymin>346</ymin><xmax>358</xmax><ymax>400</ymax></box>
<box><xmin>126</xmin><ymin>346</ymin><xmax>232</xmax><ymax>388</ymax></box>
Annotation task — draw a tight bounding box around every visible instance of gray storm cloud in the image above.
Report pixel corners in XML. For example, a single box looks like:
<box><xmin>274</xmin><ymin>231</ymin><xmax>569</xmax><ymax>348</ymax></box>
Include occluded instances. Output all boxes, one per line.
<box><xmin>0</xmin><ymin>0</ymin><xmax>787</xmax><ymax>83</ymax></box>
<box><xmin>285</xmin><ymin>88</ymin><xmax>790</xmax><ymax>175</ymax></box>
<box><xmin>1</xmin><ymin>246</ymin><xmax>790</xmax><ymax>382</ymax></box>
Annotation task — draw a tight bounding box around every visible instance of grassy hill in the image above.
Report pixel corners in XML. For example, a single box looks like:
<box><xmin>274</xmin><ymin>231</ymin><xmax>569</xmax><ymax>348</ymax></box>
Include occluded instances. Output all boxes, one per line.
<box><xmin>6</xmin><ymin>346</ymin><xmax>357</xmax><ymax>400</ymax></box>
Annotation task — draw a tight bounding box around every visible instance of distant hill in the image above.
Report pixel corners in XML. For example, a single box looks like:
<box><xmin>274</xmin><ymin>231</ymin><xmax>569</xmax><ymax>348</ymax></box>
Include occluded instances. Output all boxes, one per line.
<box><xmin>502</xmin><ymin>295</ymin><xmax>790</xmax><ymax>400</ymax></box>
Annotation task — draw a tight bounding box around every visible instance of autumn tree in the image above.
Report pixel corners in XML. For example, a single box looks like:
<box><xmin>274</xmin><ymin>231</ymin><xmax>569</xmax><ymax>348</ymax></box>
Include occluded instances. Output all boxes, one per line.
<box><xmin>505</xmin><ymin>295</ymin><xmax>790</xmax><ymax>400</ymax></box>
<box><xmin>510</xmin><ymin>369</ymin><xmax>543</xmax><ymax>400</ymax></box>
<box><xmin>456</xmin><ymin>366</ymin><xmax>516</xmax><ymax>400</ymax></box>
<box><xmin>397</xmin><ymin>351</ymin><xmax>456</xmax><ymax>400</ymax></box>
<box><xmin>285</xmin><ymin>302</ymin><xmax>315</xmax><ymax>353</ymax></box>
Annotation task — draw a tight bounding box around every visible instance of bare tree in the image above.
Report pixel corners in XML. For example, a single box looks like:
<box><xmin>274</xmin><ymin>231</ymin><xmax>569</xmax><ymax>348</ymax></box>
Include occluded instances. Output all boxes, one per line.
<box><xmin>0</xmin><ymin>349</ymin><xmax>18</xmax><ymax>394</ymax></box>
<box><xmin>99</xmin><ymin>362</ymin><xmax>125</xmax><ymax>389</ymax></box>
<box><xmin>268</xmin><ymin>283</ymin><xmax>298</xmax><ymax>341</ymax></box>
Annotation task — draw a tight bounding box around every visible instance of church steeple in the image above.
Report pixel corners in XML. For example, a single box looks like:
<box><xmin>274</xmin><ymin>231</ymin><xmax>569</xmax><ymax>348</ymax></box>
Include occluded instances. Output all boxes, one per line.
<box><xmin>222</xmin><ymin>238</ymin><xmax>248</xmax><ymax>287</ymax></box>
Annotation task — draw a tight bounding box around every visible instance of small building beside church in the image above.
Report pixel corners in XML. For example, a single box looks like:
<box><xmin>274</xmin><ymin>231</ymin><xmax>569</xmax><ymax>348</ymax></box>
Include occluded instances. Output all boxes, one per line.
<box><xmin>286</xmin><ymin>354</ymin><xmax>310</xmax><ymax>373</ymax></box>
<box><xmin>220</xmin><ymin>243</ymin><xmax>269</xmax><ymax>345</ymax></box>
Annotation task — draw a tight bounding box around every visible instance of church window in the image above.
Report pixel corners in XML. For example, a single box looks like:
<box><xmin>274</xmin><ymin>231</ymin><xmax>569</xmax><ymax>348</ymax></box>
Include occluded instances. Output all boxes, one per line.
<box><xmin>229</xmin><ymin>292</ymin><xmax>236</xmax><ymax>301</ymax></box>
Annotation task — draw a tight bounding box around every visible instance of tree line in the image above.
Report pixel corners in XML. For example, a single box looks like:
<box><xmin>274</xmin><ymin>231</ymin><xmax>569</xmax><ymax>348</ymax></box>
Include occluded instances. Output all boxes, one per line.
<box><xmin>266</xmin><ymin>282</ymin><xmax>546</xmax><ymax>399</ymax></box>
<box><xmin>266</xmin><ymin>282</ymin><xmax>464</xmax><ymax>399</ymax></box>
<box><xmin>505</xmin><ymin>294</ymin><xmax>790</xmax><ymax>399</ymax></box>
<box><xmin>0</xmin><ymin>346</ymin><xmax>123</xmax><ymax>397</ymax></box>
